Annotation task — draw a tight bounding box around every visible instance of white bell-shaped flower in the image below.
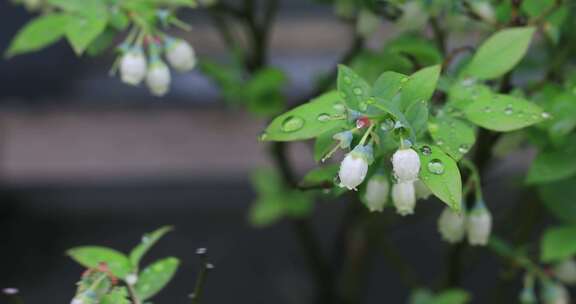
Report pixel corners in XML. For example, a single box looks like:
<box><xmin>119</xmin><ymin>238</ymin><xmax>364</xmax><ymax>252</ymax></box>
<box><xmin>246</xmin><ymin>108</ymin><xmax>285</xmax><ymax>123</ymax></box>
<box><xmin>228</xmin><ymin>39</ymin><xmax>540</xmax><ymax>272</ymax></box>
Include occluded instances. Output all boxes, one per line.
<box><xmin>438</xmin><ymin>207</ymin><xmax>466</xmax><ymax>243</ymax></box>
<box><xmin>146</xmin><ymin>58</ymin><xmax>171</xmax><ymax>97</ymax></box>
<box><xmin>542</xmin><ymin>282</ymin><xmax>570</xmax><ymax>304</ymax></box>
<box><xmin>165</xmin><ymin>38</ymin><xmax>197</xmax><ymax>72</ymax></box>
<box><xmin>363</xmin><ymin>173</ymin><xmax>389</xmax><ymax>212</ymax></box>
<box><xmin>392</xmin><ymin>181</ymin><xmax>416</xmax><ymax>216</ymax></box>
<box><xmin>120</xmin><ymin>47</ymin><xmax>147</xmax><ymax>85</ymax></box>
<box><xmin>391</xmin><ymin>148</ymin><xmax>420</xmax><ymax>182</ymax></box>
<box><xmin>554</xmin><ymin>259</ymin><xmax>576</xmax><ymax>285</ymax></box>
<box><xmin>414</xmin><ymin>179</ymin><xmax>432</xmax><ymax>200</ymax></box>
<box><xmin>338</xmin><ymin>144</ymin><xmax>373</xmax><ymax>190</ymax></box>
<box><xmin>467</xmin><ymin>201</ymin><xmax>492</xmax><ymax>246</ymax></box>
<box><xmin>71</xmin><ymin>299</ymin><xmax>84</xmax><ymax>304</ymax></box>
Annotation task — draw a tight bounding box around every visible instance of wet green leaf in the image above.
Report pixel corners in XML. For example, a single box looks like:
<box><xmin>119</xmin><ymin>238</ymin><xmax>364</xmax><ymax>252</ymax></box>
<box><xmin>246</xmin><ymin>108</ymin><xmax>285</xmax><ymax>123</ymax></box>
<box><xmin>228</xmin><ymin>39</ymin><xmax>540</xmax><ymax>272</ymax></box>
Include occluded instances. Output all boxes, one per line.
<box><xmin>67</xmin><ymin>246</ymin><xmax>132</xmax><ymax>278</ymax></box>
<box><xmin>338</xmin><ymin>65</ymin><xmax>371</xmax><ymax>111</ymax></box>
<box><xmin>5</xmin><ymin>14</ymin><xmax>71</xmax><ymax>58</ymax></box>
<box><xmin>135</xmin><ymin>257</ymin><xmax>180</xmax><ymax>300</ymax></box>
<box><xmin>129</xmin><ymin>226</ymin><xmax>173</xmax><ymax>268</ymax></box>
<box><xmin>416</xmin><ymin>145</ymin><xmax>462</xmax><ymax>210</ymax></box>
<box><xmin>428</xmin><ymin>116</ymin><xmax>476</xmax><ymax>160</ymax></box>
<box><xmin>66</xmin><ymin>14</ymin><xmax>108</xmax><ymax>55</ymax></box>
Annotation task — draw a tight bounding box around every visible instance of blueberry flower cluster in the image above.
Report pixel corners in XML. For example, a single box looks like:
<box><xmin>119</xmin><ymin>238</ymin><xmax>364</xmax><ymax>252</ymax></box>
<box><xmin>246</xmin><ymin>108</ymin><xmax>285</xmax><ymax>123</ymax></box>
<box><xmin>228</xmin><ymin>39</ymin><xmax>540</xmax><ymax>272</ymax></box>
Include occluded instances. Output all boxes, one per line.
<box><xmin>117</xmin><ymin>36</ymin><xmax>196</xmax><ymax>96</ymax></box>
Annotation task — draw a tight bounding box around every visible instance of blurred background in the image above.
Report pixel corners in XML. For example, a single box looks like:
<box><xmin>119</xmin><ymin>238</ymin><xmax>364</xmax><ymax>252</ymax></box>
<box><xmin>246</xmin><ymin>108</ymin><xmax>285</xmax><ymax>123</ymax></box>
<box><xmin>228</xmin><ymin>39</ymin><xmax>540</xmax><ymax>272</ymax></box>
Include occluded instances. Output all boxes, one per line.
<box><xmin>0</xmin><ymin>1</ymin><xmax>535</xmax><ymax>303</ymax></box>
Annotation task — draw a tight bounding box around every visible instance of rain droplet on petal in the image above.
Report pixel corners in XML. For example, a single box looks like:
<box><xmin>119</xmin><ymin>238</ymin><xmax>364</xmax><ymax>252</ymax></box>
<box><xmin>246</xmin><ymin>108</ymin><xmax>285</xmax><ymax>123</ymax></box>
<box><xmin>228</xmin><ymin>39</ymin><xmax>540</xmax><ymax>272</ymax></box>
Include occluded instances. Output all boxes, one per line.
<box><xmin>427</xmin><ymin>159</ymin><xmax>445</xmax><ymax>175</ymax></box>
<box><xmin>317</xmin><ymin>113</ymin><xmax>331</xmax><ymax>122</ymax></box>
<box><xmin>420</xmin><ymin>145</ymin><xmax>432</xmax><ymax>155</ymax></box>
<box><xmin>281</xmin><ymin>116</ymin><xmax>304</xmax><ymax>132</ymax></box>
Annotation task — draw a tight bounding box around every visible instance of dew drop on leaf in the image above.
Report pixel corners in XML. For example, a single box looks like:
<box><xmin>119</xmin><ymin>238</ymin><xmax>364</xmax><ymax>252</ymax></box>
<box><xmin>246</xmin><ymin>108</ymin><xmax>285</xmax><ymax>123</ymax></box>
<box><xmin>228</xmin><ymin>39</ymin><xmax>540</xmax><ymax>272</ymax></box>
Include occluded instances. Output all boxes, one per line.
<box><xmin>317</xmin><ymin>113</ymin><xmax>331</xmax><ymax>122</ymax></box>
<box><xmin>427</xmin><ymin>159</ymin><xmax>445</xmax><ymax>175</ymax></box>
<box><xmin>504</xmin><ymin>105</ymin><xmax>513</xmax><ymax>115</ymax></box>
<box><xmin>281</xmin><ymin>116</ymin><xmax>305</xmax><ymax>132</ymax></box>
<box><xmin>436</xmin><ymin>140</ymin><xmax>444</xmax><ymax>146</ymax></box>
<box><xmin>353</xmin><ymin>87</ymin><xmax>363</xmax><ymax>95</ymax></box>
<box><xmin>541</xmin><ymin>112</ymin><xmax>551</xmax><ymax>119</ymax></box>
<box><xmin>458</xmin><ymin>144</ymin><xmax>470</xmax><ymax>154</ymax></box>
<box><xmin>380</xmin><ymin>118</ymin><xmax>395</xmax><ymax>131</ymax></box>
<box><xmin>333</xmin><ymin>103</ymin><xmax>346</xmax><ymax>114</ymax></box>
<box><xmin>420</xmin><ymin>145</ymin><xmax>432</xmax><ymax>156</ymax></box>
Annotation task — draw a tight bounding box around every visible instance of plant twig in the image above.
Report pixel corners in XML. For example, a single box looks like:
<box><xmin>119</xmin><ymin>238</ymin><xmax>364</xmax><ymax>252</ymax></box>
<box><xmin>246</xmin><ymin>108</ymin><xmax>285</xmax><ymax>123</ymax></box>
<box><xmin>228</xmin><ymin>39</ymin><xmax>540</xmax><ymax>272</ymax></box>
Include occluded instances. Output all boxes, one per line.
<box><xmin>191</xmin><ymin>248</ymin><xmax>214</xmax><ymax>304</ymax></box>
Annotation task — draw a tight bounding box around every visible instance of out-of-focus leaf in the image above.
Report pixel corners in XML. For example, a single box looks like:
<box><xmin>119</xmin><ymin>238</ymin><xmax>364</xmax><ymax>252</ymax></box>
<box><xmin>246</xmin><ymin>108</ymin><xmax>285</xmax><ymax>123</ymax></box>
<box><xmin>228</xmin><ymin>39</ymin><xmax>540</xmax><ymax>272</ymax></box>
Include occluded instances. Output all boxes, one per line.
<box><xmin>300</xmin><ymin>164</ymin><xmax>339</xmax><ymax>187</ymax></box>
<box><xmin>135</xmin><ymin>257</ymin><xmax>180</xmax><ymax>300</ymax></box>
<box><xmin>67</xmin><ymin>246</ymin><xmax>132</xmax><ymax>278</ymax></box>
<box><xmin>538</xmin><ymin>177</ymin><xmax>576</xmax><ymax>224</ymax></box>
<box><xmin>541</xmin><ymin>226</ymin><xmax>576</xmax><ymax>262</ymax></box>
<box><xmin>5</xmin><ymin>14</ymin><xmax>71</xmax><ymax>58</ymax></box>
<box><xmin>526</xmin><ymin>139</ymin><xmax>576</xmax><ymax>184</ymax></box>
<box><xmin>463</xmin><ymin>27</ymin><xmax>535</xmax><ymax>80</ymax></box>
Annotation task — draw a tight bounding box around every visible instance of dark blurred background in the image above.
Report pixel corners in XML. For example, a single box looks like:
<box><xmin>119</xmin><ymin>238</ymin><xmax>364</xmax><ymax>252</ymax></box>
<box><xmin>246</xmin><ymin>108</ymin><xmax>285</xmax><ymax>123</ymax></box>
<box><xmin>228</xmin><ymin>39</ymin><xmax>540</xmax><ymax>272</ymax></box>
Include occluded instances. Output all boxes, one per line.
<box><xmin>0</xmin><ymin>1</ymin><xmax>538</xmax><ymax>303</ymax></box>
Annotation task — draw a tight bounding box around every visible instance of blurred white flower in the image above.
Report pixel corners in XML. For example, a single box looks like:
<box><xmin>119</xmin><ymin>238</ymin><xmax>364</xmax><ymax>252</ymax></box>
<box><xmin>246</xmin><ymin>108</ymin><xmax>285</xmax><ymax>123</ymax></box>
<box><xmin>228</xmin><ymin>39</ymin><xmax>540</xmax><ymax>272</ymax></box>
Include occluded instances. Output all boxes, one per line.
<box><xmin>364</xmin><ymin>173</ymin><xmax>389</xmax><ymax>212</ymax></box>
<box><xmin>414</xmin><ymin>179</ymin><xmax>432</xmax><ymax>200</ymax></box>
<box><xmin>392</xmin><ymin>181</ymin><xmax>416</xmax><ymax>216</ymax></box>
<box><xmin>146</xmin><ymin>58</ymin><xmax>171</xmax><ymax>97</ymax></box>
<box><xmin>467</xmin><ymin>202</ymin><xmax>492</xmax><ymax>246</ymax></box>
<box><xmin>542</xmin><ymin>282</ymin><xmax>570</xmax><ymax>304</ymax></box>
<box><xmin>338</xmin><ymin>144</ymin><xmax>373</xmax><ymax>190</ymax></box>
<box><xmin>165</xmin><ymin>38</ymin><xmax>196</xmax><ymax>72</ymax></box>
<box><xmin>438</xmin><ymin>207</ymin><xmax>466</xmax><ymax>243</ymax></box>
<box><xmin>554</xmin><ymin>259</ymin><xmax>576</xmax><ymax>285</ymax></box>
<box><xmin>391</xmin><ymin>148</ymin><xmax>420</xmax><ymax>182</ymax></box>
<box><xmin>120</xmin><ymin>47</ymin><xmax>147</xmax><ymax>85</ymax></box>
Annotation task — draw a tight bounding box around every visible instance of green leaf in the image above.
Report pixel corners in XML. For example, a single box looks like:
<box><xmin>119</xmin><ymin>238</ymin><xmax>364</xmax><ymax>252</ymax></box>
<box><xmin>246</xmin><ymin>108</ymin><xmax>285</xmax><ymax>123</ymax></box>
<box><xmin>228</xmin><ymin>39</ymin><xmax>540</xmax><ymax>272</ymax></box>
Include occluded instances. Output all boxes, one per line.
<box><xmin>464</xmin><ymin>94</ymin><xmax>545</xmax><ymax>132</ymax></box>
<box><xmin>101</xmin><ymin>287</ymin><xmax>130</xmax><ymax>304</ymax></box>
<box><xmin>129</xmin><ymin>226</ymin><xmax>173</xmax><ymax>268</ymax></box>
<box><xmin>526</xmin><ymin>141</ymin><xmax>576</xmax><ymax>184</ymax></box>
<box><xmin>337</xmin><ymin>65</ymin><xmax>371</xmax><ymax>111</ymax></box>
<box><xmin>135</xmin><ymin>257</ymin><xmax>180</xmax><ymax>300</ymax></box>
<box><xmin>300</xmin><ymin>164</ymin><xmax>339</xmax><ymax>187</ymax></box>
<box><xmin>538</xmin><ymin>177</ymin><xmax>576</xmax><ymax>224</ymax></box>
<box><xmin>313</xmin><ymin>128</ymin><xmax>340</xmax><ymax>162</ymax></box>
<box><xmin>86</xmin><ymin>28</ymin><xmax>116</xmax><ymax>57</ymax></box>
<box><xmin>401</xmin><ymin>65</ymin><xmax>441</xmax><ymax>110</ymax></box>
<box><xmin>386</xmin><ymin>35</ymin><xmax>443</xmax><ymax>66</ymax></box>
<box><xmin>416</xmin><ymin>145</ymin><xmax>462</xmax><ymax>210</ymax></box>
<box><xmin>372</xmin><ymin>71</ymin><xmax>407</xmax><ymax>101</ymax></box>
<box><xmin>5</xmin><ymin>14</ymin><xmax>71</xmax><ymax>58</ymax></box>
<box><xmin>541</xmin><ymin>226</ymin><xmax>576</xmax><ymax>262</ymax></box>
<box><xmin>432</xmin><ymin>289</ymin><xmax>471</xmax><ymax>304</ymax></box>
<box><xmin>67</xmin><ymin>246</ymin><xmax>132</xmax><ymax>278</ymax></box>
<box><xmin>447</xmin><ymin>81</ymin><xmax>493</xmax><ymax>111</ymax></box>
<box><xmin>428</xmin><ymin>116</ymin><xmax>476</xmax><ymax>160</ymax></box>
<box><xmin>66</xmin><ymin>15</ymin><xmax>108</xmax><ymax>55</ymax></box>
<box><xmin>261</xmin><ymin>91</ymin><xmax>347</xmax><ymax>141</ymax></box>
<box><xmin>47</xmin><ymin>0</ymin><xmax>107</xmax><ymax>15</ymax></box>
<box><xmin>463</xmin><ymin>27</ymin><xmax>535</xmax><ymax>79</ymax></box>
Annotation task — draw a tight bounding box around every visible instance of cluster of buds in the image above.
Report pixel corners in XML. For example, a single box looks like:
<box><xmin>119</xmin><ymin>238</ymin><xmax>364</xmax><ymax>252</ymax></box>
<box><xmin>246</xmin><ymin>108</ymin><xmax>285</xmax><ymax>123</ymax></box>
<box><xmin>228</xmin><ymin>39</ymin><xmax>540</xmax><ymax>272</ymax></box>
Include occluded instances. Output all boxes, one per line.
<box><xmin>437</xmin><ymin>200</ymin><xmax>492</xmax><ymax>246</ymax></box>
<box><xmin>118</xmin><ymin>36</ymin><xmax>196</xmax><ymax>96</ymax></box>
<box><xmin>391</xmin><ymin>147</ymin><xmax>421</xmax><ymax>215</ymax></box>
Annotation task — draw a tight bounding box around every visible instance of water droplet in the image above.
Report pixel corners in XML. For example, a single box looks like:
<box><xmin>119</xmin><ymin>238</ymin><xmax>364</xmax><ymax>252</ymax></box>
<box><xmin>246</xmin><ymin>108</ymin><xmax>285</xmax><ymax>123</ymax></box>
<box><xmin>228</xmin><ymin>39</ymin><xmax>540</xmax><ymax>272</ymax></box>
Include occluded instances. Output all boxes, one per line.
<box><xmin>504</xmin><ymin>105</ymin><xmax>513</xmax><ymax>115</ymax></box>
<box><xmin>333</xmin><ymin>103</ymin><xmax>346</xmax><ymax>113</ymax></box>
<box><xmin>317</xmin><ymin>113</ymin><xmax>331</xmax><ymax>122</ymax></box>
<box><xmin>353</xmin><ymin>88</ymin><xmax>363</xmax><ymax>95</ymax></box>
<box><xmin>380</xmin><ymin>118</ymin><xmax>395</xmax><ymax>131</ymax></box>
<box><xmin>458</xmin><ymin>144</ymin><xmax>470</xmax><ymax>154</ymax></box>
<box><xmin>420</xmin><ymin>145</ymin><xmax>432</xmax><ymax>155</ymax></box>
<box><xmin>281</xmin><ymin>116</ymin><xmax>304</xmax><ymax>132</ymax></box>
<box><xmin>259</xmin><ymin>132</ymin><xmax>268</xmax><ymax>141</ymax></box>
<box><xmin>436</xmin><ymin>140</ymin><xmax>444</xmax><ymax>146</ymax></box>
<box><xmin>541</xmin><ymin>112</ymin><xmax>551</xmax><ymax>119</ymax></box>
<box><xmin>427</xmin><ymin>159</ymin><xmax>445</xmax><ymax>175</ymax></box>
<box><xmin>483</xmin><ymin>106</ymin><xmax>492</xmax><ymax>113</ymax></box>
<box><xmin>196</xmin><ymin>248</ymin><xmax>207</xmax><ymax>255</ymax></box>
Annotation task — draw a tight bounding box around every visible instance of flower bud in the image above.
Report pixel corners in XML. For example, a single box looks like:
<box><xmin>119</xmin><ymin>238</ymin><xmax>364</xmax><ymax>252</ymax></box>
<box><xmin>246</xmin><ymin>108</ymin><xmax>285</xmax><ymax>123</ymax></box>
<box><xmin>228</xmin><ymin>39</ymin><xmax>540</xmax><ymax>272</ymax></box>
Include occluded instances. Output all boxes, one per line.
<box><xmin>467</xmin><ymin>201</ymin><xmax>492</xmax><ymax>246</ymax></box>
<box><xmin>125</xmin><ymin>273</ymin><xmax>138</xmax><ymax>285</ymax></box>
<box><xmin>542</xmin><ymin>281</ymin><xmax>570</xmax><ymax>304</ymax></box>
<box><xmin>363</xmin><ymin>173</ymin><xmax>389</xmax><ymax>212</ymax></box>
<box><xmin>146</xmin><ymin>58</ymin><xmax>171</xmax><ymax>96</ymax></box>
<box><xmin>438</xmin><ymin>207</ymin><xmax>466</xmax><ymax>243</ymax></box>
<box><xmin>392</xmin><ymin>181</ymin><xmax>416</xmax><ymax>216</ymax></box>
<box><xmin>338</xmin><ymin>144</ymin><xmax>373</xmax><ymax>190</ymax></box>
<box><xmin>554</xmin><ymin>259</ymin><xmax>576</xmax><ymax>285</ymax></box>
<box><xmin>414</xmin><ymin>179</ymin><xmax>432</xmax><ymax>200</ymax></box>
<box><xmin>165</xmin><ymin>38</ymin><xmax>196</xmax><ymax>72</ymax></box>
<box><xmin>120</xmin><ymin>47</ymin><xmax>147</xmax><ymax>85</ymax></box>
<box><xmin>71</xmin><ymin>299</ymin><xmax>84</xmax><ymax>304</ymax></box>
<box><xmin>391</xmin><ymin>148</ymin><xmax>420</xmax><ymax>182</ymax></box>
<box><xmin>333</xmin><ymin>130</ymin><xmax>353</xmax><ymax>149</ymax></box>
